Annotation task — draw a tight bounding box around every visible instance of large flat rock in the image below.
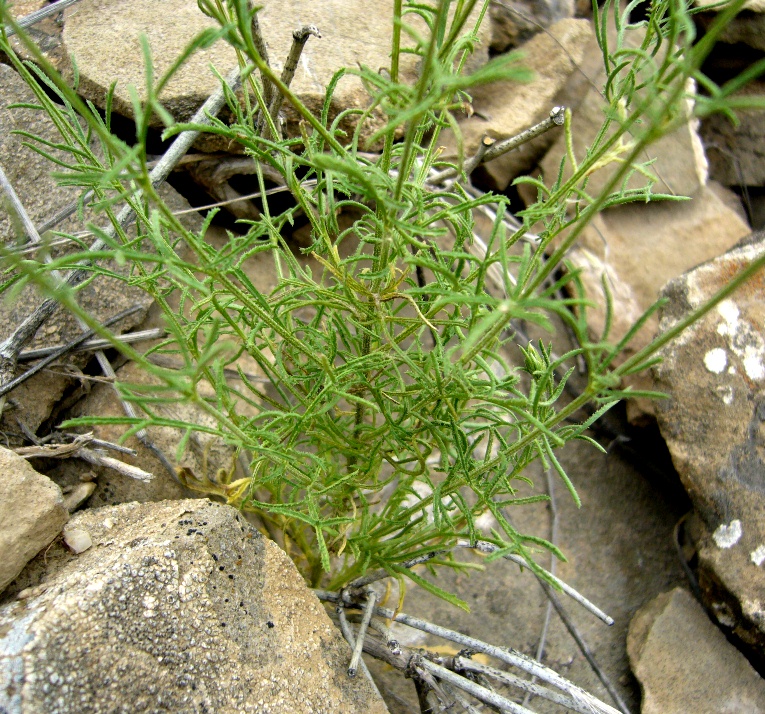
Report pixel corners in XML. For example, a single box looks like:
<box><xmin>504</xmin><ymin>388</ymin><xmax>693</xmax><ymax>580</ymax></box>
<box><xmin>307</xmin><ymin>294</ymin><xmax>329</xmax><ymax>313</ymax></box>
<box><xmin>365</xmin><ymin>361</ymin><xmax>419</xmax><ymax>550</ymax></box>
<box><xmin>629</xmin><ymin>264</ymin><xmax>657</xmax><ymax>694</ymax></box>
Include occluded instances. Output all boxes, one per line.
<box><xmin>654</xmin><ymin>230</ymin><xmax>765</xmax><ymax>663</ymax></box>
<box><xmin>62</xmin><ymin>0</ymin><xmax>488</xmax><ymax>148</ymax></box>
<box><xmin>539</xmin><ymin>26</ymin><xmax>708</xmax><ymax>200</ymax></box>
<box><xmin>0</xmin><ymin>499</ymin><xmax>388</xmax><ymax>713</ymax></box>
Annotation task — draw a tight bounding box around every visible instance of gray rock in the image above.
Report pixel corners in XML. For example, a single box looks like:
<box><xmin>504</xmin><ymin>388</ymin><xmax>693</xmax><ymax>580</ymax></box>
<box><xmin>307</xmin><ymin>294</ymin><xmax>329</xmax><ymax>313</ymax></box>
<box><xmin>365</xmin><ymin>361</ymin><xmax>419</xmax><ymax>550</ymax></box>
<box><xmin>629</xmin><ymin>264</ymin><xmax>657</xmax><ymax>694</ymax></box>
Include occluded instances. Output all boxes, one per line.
<box><xmin>561</xmin><ymin>181</ymin><xmax>750</xmax><ymax>422</ymax></box>
<box><xmin>61</xmin><ymin>0</ymin><xmax>488</xmax><ymax>149</ymax></box>
<box><xmin>627</xmin><ymin>587</ymin><xmax>765</xmax><ymax>714</ymax></box>
<box><xmin>653</xmin><ymin>230</ymin><xmax>765</xmax><ymax>660</ymax></box>
<box><xmin>0</xmin><ymin>499</ymin><xmax>388</xmax><ymax>714</ymax></box>
<box><xmin>0</xmin><ymin>447</ymin><xmax>68</xmax><ymax>593</ymax></box>
<box><xmin>488</xmin><ymin>0</ymin><xmax>574</xmax><ymax>53</ymax></box>
<box><xmin>539</xmin><ymin>26</ymin><xmax>708</xmax><ymax>200</ymax></box>
<box><xmin>701</xmin><ymin>80</ymin><xmax>765</xmax><ymax>187</ymax></box>
<box><xmin>439</xmin><ymin>18</ymin><xmax>594</xmax><ymax>190</ymax></box>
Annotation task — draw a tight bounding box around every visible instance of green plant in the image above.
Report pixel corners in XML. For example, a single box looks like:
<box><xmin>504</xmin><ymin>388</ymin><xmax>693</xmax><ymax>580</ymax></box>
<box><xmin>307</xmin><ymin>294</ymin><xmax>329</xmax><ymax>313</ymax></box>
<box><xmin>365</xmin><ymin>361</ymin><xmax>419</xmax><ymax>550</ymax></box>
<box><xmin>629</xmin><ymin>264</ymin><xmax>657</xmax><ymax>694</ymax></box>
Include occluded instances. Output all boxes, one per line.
<box><xmin>1</xmin><ymin>0</ymin><xmax>764</xmax><ymax>612</ymax></box>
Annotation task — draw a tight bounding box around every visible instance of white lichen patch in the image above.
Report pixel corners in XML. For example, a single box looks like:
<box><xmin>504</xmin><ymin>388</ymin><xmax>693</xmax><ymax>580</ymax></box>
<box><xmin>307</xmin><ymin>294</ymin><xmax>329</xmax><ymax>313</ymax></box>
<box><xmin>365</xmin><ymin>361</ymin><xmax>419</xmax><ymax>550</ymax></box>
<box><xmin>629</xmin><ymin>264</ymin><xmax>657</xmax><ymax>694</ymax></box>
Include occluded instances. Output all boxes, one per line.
<box><xmin>715</xmin><ymin>385</ymin><xmax>734</xmax><ymax>405</ymax></box>
<box><xmin>716</xmin><ymin>299</ymin><xmax>740</xmax><ymax>330</ymax></box>
<box><xmin>751</xmin><ymin>545</ymin><xmax>765</xmax><ymax>567</ymax></box>
<box><xmin>713</xmin><ymin>299</ymin><xmax>765</xmax><ymax>382</ymax></box>
<box><xmin>713</xmin><ymin>519</ymin><xmax>743</xmax><ymax>549</ymax></box>
<box><xmin>744</xmin><ymin>352</ymin><xmax>765</xmax><ymax>381</ymax></box>
<box><xmin>704</xmin><ymin>348</ymin><xmax>727</xmax><ymax>374</ymax></box>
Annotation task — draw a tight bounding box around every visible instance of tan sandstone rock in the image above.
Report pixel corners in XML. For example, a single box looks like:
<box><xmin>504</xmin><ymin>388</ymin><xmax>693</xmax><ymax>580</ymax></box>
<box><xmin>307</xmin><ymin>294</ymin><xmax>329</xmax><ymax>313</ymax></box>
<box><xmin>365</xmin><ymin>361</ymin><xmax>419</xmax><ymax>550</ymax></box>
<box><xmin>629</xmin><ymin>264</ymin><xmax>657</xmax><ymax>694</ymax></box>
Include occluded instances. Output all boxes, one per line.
<box><xmin>562</xmin><ymin>182</ymin><xmax>749</xmax><ymax>421</ymax></box>
<box><xmin>539</xmin><ymin>26</ymin><xmax>708</xmax><ymax>201</ymax></box>
<box><xmin>654</xmin><ymin>230</ymin><xmax>765</xmax><ymax>661</ymax></box>
<box><xmin>628</xmin><ymin>587</ymin><xmax>765</xmax><ymax>714</ymax></box>
<box><xmin>0</xmin><ymin>499</ymin><xmax>388</xmax><ymax>713</ymax></box>
<box><xmin>0</xmin><ymin>447</ymin><xmax>68</xmax><ymax>593</ymax></box>
<box><xmin>61</xmin><ymin>0</ymin><xmax>488</xmax><ymax>149</ymax></box>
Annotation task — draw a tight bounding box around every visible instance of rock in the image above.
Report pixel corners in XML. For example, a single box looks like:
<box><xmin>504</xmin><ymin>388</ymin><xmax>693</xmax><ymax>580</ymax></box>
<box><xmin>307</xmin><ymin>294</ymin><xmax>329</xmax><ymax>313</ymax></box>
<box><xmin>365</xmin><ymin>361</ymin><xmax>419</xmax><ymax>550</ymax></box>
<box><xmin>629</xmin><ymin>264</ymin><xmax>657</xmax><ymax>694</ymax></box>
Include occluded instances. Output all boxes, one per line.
<box><xmin>627</xmin><ymin>587</ymin><xmax>765</xmax><ymax>714</ymax></box>
<box><xmin>653</xmin><ymin>230</ymin><xmax>765</xmax><ymax>661</ymax></box>
<box><xmin>701</xmin><ymin>80</ymin><xmax>765</xmax><ymax>187</ymax></box>
<box><xmin>440</xmin><ymin>18</ymin><xmax>594</xmax><ymax>190</ymax></box>
<box><xmin>488</xmin><ymin>0</ymin><xmax>574</xmax><ymax>53</ymax></box>
<box><xmin>539</xmin><ymin>27</ymin><xmax>708</xmax><ymax>200</ymax></box>
<box><xmin>61</xmin><ymin>0</ymin><xmax>488</xmax><ymax>149</ymax></box>
<box><xmin>0</xmin><ymin>447</ymin><xmax>68</xmax><ymax>593</ymax></box>
<box><xmin>561</xmin><ymin>182</ymin><xmax>750</xmax><ymax>421</ymax></box>
<box><xmin>696</xmin><ymin>0</ymin><xmax>765</xmax><ymax>11</ymax></box>
<box><xmin>697</xmin><ymin>9</ymin><xmax>765</xmax><ymax>52</ymax></box>
<box><xmin>0</xmin><ymin>499</ymin><xmax>388</xmax><ymax>713</ymax></box>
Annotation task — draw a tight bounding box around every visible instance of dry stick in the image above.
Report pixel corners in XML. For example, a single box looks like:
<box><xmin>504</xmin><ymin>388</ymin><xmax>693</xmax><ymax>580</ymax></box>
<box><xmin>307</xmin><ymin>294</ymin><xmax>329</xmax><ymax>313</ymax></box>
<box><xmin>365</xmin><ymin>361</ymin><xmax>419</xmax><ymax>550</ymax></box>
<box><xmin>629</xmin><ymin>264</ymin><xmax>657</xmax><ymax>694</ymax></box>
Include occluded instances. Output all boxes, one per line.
<box><xmin>18</xmin><ymin>328</ymin><xmax>166</xmax><ymax>362</ymax></box>
<box><xmin>346</xmin><ymin>542</ymin><xmax>613</xmax><ymax>626</ymax></box>
<box><xmin>428</xmin><ymin>106</ymin><xmax>566</xmax><ymax>185</ymax></box>
<box><xmin>463</xmin><ymin>541</ymin><xmax>614</xmax><ymax>627</ymax></box>
<box><xmin>266</xmin><ymin>25</ymin><xmax>321</xmax><ymax>132</ymax></box>
<box><xmin>0</xmin><ymin>64</ymin><xmax>243</xmax><ymax>368</ymax></box>
<box><xmin>14</xmin><ymin>431</ymin><xmax>152</xmax><ymax>481</ymax></box>
<box><xmin>347</xmin><ymin>612</ymin><xmax>401</xmax><ymax>654</ymax></box>
<box><xmin>347</xmin><ymin>590</ymin><xmax>377</xmax><ymax>677</ymax></box>
<box><xmin>416</xmin><ymin>658</ymin><xmax>536</xmax><ymax>714</ymax></box>
<box><xmin>318</xmin><ymin>591</ymin><xmax>620</xmax><ymax>714</ymax></box>
<box><xmin>455</xmin><ymin>657</ymin><xmax>592</xmax><ymax>714</ymax></box>
<box><xmin>335</xmin><ymin>605</ymin><xmax>385</xmax><ymax>700</ymax></box>
<box><xmin>2</xmin><ymin>0</ymin><xmax>84</xmax><ymax>37</ymax></box>
<box><xmin>0</xmin><ymin>305</ymin><xmax>143</xmax><ymax>398</ymax></box>
<box><xmin>248</xmin><ymin>2</ymin><xmax>273</xmax><ymax>108</ymax></box>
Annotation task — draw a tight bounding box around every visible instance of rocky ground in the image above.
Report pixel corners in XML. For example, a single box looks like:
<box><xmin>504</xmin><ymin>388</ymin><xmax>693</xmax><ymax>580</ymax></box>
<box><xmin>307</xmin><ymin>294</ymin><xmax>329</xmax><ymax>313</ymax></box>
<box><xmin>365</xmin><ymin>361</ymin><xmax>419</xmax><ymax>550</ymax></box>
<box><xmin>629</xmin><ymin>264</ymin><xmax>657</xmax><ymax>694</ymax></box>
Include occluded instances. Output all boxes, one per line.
<box><xmin>1</xmin><ymin>1</ymin><xmax>765</xmax><ymax>713</ymax></box>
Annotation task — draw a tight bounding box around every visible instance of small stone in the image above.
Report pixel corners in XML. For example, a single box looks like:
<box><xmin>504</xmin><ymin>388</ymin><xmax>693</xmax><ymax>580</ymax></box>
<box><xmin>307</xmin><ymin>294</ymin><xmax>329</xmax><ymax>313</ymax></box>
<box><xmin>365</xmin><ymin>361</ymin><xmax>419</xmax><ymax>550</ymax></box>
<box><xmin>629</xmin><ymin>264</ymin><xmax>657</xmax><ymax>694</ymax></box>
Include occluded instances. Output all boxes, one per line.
<box><xmin>63</xmin><ymin>482</ymin><xmax>96</xmax><ymax>513</ymax></box>
<box><xmin>63</xmin><ymin>527</ymin><xmax>93</xmax><ymax>554</ymax></box>
<box><xmin>751</xmin><ymin>545</ymin><xmax>765</xmax><ymax>567</ymax></box>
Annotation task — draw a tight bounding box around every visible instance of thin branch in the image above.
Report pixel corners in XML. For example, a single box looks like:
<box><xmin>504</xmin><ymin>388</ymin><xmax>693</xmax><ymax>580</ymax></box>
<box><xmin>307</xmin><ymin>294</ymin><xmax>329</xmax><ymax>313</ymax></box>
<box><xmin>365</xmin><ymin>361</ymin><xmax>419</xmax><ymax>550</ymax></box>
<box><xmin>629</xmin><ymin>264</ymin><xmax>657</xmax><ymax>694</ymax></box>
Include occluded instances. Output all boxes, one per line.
<box><xmin>266</xmin><ymin>25</ymin><xmax>321</xmax><ymax>130</ymax></box>
<box><xmin>455</xmin><ymin>657</ymin><xmax>600</xmax><ymax>714</ymax></box>
<box><xmin>346</xmin><ymin>541</ymin><xmax>613</xmax><ymax>627</ymax></box>
<box><xmin>335</xmin><ymin>605</ymin><xmax>386</xmax><ymax>700</ymax></box>
<box><xmin>428</xmin><ymin>106</ymin><xmax>566</xmax><ymax>185</ymax></box>
<box><xmin>0</xmin><ymin>305</ymin><xmax>143</xmax><ymax>398</ymax></box>
<box><xmin>536</xmin><ymin>579</ymin><xmax>632</xmax><ymax>714</ymax></box>
<box><xmin>18</xmin><ymin>328</ymin><xmax>166</xmax><ymax>362</ymax></box>
<box><xmin>317</xmin><ymin>590</ymin><xmax>621</xmax><ymax>714</ymax></box>
<box><xmin>416</xmin><ymin>657</ymin><xmax>535</xmax><ymax>714</ymax></box>
<box><xmin>3</xmin><ymin>0</ymin><xmax>84</xmax><ymax>37</ymax></box>
<box><xmin>348</xmin><ymin>590</ymin><xmax>377</xmax><ymax>677</ymax></box>
<box><xmin>462</xmin><ymin>540</ymin><xmax>615</xmax><ymax>626</ymax></box>
<box><xmin>13</xmin><ymin>431</ymin><xmax>153</xmax><ymax>481</ymax></box>
<box><xmin>522</xmin><ymin>469</ymin><xmax>557</xmax><ymax>708</ymax></box>
<box><xmin>0</xmin><ymin>64</ymin><xmax>243</xmax><ymax>374</ymax></box>
<box><xmin>248</xmin><ymin>2</ymin><xmax>274</xmax><ymax>108</ymax></box>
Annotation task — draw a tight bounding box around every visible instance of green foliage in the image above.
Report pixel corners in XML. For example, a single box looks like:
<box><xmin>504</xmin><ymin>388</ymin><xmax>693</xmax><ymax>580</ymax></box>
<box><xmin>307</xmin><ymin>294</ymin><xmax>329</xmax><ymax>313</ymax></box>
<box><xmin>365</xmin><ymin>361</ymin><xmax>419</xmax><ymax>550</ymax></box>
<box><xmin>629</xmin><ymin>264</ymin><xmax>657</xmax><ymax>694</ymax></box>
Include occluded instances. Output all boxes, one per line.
<box><xmin>1</xmin><ymin>0</ymin><xmax>764</xmax><ymax>602</ymax></box>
